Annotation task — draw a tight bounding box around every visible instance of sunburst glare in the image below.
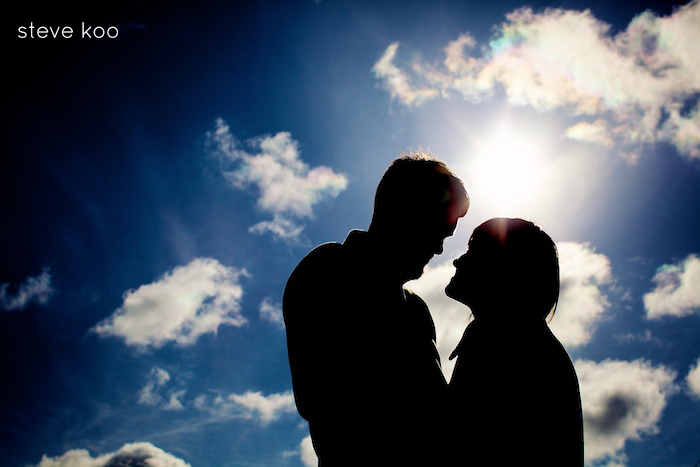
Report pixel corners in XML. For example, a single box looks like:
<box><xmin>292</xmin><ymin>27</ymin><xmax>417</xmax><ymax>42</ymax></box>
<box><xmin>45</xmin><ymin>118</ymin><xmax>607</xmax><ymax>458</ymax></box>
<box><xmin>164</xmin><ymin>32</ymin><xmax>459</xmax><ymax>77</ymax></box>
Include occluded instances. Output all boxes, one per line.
<box><xmin>464</xmin><ymin>116</ymin><xmax>553</xmax><ymax>218</ymax></box>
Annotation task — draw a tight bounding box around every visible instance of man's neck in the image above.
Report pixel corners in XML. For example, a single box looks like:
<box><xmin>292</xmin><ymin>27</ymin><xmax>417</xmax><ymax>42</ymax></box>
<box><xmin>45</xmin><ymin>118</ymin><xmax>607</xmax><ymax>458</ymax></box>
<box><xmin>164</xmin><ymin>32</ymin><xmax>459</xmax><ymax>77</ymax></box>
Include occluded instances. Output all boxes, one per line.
<box><xmin>349</xmin><ymin>229</ymin><xmax>411</xmax><ymax>287</ymax></box>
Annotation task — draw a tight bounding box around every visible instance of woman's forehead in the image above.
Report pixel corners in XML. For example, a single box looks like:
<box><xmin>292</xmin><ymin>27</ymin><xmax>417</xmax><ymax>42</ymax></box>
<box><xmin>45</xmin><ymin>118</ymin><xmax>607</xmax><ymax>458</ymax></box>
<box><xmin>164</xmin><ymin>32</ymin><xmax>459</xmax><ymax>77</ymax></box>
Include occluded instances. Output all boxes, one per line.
<box><xmin>468</xmin><ymin>229</ymin><xmax>492</xmax><ymax>248</ymax></box>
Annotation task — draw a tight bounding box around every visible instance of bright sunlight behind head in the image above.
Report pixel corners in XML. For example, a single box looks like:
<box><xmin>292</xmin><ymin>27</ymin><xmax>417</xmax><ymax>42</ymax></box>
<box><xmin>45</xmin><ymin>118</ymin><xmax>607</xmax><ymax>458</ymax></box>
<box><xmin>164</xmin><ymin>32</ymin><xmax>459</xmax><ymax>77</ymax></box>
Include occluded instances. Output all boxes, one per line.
<box><xmin>465</xmin><ymin>116</ymin><xmax>553</xmax><ymax>218</ymax></box>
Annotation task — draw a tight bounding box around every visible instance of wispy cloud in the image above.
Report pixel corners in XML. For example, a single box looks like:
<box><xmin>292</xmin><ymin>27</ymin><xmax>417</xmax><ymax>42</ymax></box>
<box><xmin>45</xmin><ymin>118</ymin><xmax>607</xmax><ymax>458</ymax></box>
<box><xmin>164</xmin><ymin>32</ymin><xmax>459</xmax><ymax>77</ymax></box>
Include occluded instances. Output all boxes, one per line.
<box><xmin>164</xmin><ymin>390</ymin><xmax>187</xmax><ymax>411</ymax></box>
<box><xmin>137</xmin><ymin>367</ymin><xmax>187</xmax><ymax>411</ymax></box>
<box><xmin>576</xmin><ymin>359</ymin><xmax>678</xmax><ymax>465</ymax></box>
<box><xmin>372</xmin><ymin>42</ymin><xmax>439</xmax><ymax>106</ymax></box>
<box><xmin>614</xmin><ymin>329</ymin><xmax>668</xmax><ymax>349</ymax></box>
<box><xmin>206</xmin><ymin>118</ymin><xmax>348</xmax><ymax>241</ymax></box>
<box><xmin>249</xmin><ymin>215</ymin><xmax>306</xmax><ymax>241</ymax></box>
<box><xmin>194</xmin><ymin>390</ymin><xmax>296</xmax><ymax>425</ymax></box>
<box><xmin>564</xmin><ymin>119</ymin><xmax>615</xmax><ymax>149</ymax></box>
<box><xmin>138</xmin><ymin>367</ymin><xmax>171</xmax><ymax>406</ymax></box>
<box><xmin>259</xmin><ymin>297</ymin><xmax>284</xmax><ymax>329</ymax></box>
<box><xmin>36</xmin><ymin>442</ymin><xmax>191</xmax><ymax>467</ymax></box>
<box><xmin>643</xmin><ymin>253</ymin><xmax>700</xmax><ymax>319</ymax></box>
<box><xmin>93</xmin><ymin>258</ymin><xmax>247</xmax><ymax>349</ymax></box>
<box><xmin>0</xmin><ymin>268</ymin><xmax>53</xmax><ymax>311</ymax></box>
<box><xmin>373</xmin><ymin>1</ymin><xmax>700</xmax><ymax>160</ymax></box>
<box><xmin>550</xmin><ymin>242</ymin><xmax>613</xmax><ymax>348</ymax></box>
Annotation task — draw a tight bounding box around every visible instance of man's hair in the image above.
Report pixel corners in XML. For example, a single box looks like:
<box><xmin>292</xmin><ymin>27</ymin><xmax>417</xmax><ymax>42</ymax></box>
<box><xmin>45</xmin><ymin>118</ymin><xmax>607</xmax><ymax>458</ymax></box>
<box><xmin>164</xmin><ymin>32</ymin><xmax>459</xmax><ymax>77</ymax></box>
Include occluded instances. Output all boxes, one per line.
<box><xmin>370</xmin><ymin>151</ymin><xmax>469</xmax><ymax>230</ymax></box>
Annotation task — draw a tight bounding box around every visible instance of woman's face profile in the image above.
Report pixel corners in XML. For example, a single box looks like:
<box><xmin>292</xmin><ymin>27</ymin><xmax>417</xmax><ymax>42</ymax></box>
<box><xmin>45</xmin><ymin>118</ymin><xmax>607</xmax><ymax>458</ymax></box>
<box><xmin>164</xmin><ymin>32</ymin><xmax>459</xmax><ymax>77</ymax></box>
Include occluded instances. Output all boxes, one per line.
<box><xmin>445</xmin><ymin>233</ymin><xmax>494</xmax><ymax>313</ymax></box>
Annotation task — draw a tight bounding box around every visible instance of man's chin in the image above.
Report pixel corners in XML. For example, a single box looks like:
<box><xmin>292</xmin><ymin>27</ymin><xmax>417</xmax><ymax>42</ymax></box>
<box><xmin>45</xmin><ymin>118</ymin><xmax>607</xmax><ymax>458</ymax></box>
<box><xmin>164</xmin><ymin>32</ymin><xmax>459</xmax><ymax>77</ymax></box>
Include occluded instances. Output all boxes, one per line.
<box><xmin>401</xmin><ymin>263</ymin><xmax>428</xmax><ymax>283</ymax></box>
<box><xmin>404</xmin><ymin>268</ymin><xmax>424</xmax><ymax>282</ymax></box>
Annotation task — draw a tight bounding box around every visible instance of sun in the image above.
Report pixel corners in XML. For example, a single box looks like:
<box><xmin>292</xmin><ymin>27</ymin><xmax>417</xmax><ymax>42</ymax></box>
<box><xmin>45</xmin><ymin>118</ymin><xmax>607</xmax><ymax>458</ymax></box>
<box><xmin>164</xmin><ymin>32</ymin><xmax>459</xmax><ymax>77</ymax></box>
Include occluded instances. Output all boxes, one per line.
<box><xmin>465</xmin><ymin>117</ymin><xmax>552</xmax><ymax>217</ymax></box>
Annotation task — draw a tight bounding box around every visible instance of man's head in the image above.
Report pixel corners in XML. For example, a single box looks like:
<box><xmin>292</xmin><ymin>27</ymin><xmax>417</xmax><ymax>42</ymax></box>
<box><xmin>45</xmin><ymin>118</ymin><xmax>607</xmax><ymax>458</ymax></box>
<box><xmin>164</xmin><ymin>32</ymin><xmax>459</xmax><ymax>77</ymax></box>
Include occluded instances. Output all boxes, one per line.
<box><xmin>369</xmin><ymin>151</ymin><xmax>469</xmax><ymax>282</ymax></box>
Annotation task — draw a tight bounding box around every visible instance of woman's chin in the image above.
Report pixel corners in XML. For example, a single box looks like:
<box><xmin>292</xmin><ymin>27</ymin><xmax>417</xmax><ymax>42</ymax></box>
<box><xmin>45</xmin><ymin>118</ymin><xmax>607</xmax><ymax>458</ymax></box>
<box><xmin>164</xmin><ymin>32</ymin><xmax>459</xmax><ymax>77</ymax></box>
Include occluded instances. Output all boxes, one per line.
<box><xmin>445</xmin><ymin>281</ymin><xmax>465</xmax><ymax>303</ymax></box>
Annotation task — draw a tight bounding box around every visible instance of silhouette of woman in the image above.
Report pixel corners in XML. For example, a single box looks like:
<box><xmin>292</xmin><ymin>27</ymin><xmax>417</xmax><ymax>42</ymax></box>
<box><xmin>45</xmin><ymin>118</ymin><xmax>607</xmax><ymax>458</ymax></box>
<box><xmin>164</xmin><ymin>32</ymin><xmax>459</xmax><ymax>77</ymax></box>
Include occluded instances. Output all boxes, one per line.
<box><xmin>445</xmin><ymin>218</ymin><xmax>583</xmax><ymax>465</ymax></box>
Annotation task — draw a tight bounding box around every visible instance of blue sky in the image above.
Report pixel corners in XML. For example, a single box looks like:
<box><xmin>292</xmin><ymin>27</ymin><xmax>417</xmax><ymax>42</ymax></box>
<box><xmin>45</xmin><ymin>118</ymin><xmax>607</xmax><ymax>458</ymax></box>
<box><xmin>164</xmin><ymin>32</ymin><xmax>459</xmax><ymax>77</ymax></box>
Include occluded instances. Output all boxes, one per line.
<box><xmin>4</xmin><ymin>0</ymin><xmax>700</xmax><ymax>465</ymax></box>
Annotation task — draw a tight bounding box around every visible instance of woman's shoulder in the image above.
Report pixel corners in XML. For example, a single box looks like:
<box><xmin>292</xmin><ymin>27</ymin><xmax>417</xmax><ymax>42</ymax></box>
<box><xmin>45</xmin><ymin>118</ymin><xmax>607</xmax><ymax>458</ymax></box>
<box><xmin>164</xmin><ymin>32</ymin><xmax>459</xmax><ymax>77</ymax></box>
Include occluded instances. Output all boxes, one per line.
<box><xmin>542</xmin><ymin>327</ymin><xmax>574</xmax><ymax>357</ymax></box>
<box><xmin>449</xmin><ymin>319</ymin><xmax>493</xmax><ymax>361</ymax></box>
<box><xmin>539</xmin><ymin>327</ymin><xmax>579</xmax><ymax>380</ymax></box>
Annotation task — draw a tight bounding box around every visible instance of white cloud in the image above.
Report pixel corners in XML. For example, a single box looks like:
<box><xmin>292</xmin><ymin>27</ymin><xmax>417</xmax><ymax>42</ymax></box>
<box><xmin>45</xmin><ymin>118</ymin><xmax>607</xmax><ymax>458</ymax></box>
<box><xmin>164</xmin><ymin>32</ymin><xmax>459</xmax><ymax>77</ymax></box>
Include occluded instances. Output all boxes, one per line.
<box><xmin>687</xmin><ymin>357</ymin><xmax>700</xmax><ymax>399</ymax></box>
<box><xmin>93</xmin><ymin>258</ymin><xmax>247</xmax><ymax>349</ymax></box>
<box><xmin>300</xmin><ymin>435</ymin><xmax>318</xmax><ymax>467</ymax></box>
<box><xmin>36</xmin><ymin>442</ymin><xmax>190</xmax><ymax>467</ymax></box>
<box><xmin>280</xmin><ymin>435</ymin><xmax>318</xmax><ymax>467</ymax></box>
<box><xmin>373</xmin><ymin>1</ymin><xmax>700</xmax><ymax>159</ymax></box>
<box><xmin>228</xmin><ymin>391</ymin><xmax>296</xmax><ymax>424</ymax></box>
<box><xmin>259</xmin><ymin>297</ymin><xmax>284</xmax><ymax>328</ymax></box>
<box><xmin>659</xmin><ymin>102</ymin><xmax>700</xmax><ymax>159</ymax></box>
<box><xmin>576</xmin><ymin>359</ymin><xmax>678</xmax><ymax>464</ymax></box>
<box><xmin>550</xmin><ymin>242</ymin><xmax>613</xmax><ymax>347</ymax></box>
<box><xmin>643</xmin><ymin>254</ymin><xmax>700</xmax><ymax>319</ymax></box>
<box><xmin>565</xmin><ymin>119</ymin><xmax>615</xmax><ymax>148</ymax></box>
<box><xmin>0</xmin><ymin>268</ymin><xmax>53</xmax><ymax>311</ymax></box>
<box><xmin>206</xmin><ymin>118</ymin><xmax>348</xmax><ymax>240</ymax></box>
<box><xmin>194</xmin><ymin>390</ymin><xmax>296</xmax><ymax>425</ymax></box>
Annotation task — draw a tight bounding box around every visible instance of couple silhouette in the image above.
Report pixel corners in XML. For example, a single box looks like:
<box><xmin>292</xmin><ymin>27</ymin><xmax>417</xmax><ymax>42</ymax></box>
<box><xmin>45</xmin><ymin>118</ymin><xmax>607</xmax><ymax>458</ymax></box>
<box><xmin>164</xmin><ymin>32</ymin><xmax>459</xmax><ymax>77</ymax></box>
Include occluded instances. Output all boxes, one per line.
<box><xmin>283</xmin><ymin>154</ymin><xmax>584</xmax><ymax>466</ymax></box>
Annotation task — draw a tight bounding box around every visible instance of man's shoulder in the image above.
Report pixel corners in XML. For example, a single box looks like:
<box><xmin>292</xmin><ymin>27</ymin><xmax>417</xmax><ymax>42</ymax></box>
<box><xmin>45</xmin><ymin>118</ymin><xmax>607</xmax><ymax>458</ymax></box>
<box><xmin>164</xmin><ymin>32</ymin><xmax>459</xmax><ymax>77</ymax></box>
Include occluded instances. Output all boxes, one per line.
<box><xmin>292</xmin><ymin>242</ymin><xmax>344</xmax><ymax>275</ymax></box>
<box><xmin>306</xmin><ymin>241</ymin><xmax>345</xmax><ymax>261</ymax></box>
<box><xmin>284</xmin><ymin>241</ymin><xmax>345</xmax><ymax>296</ymax></box>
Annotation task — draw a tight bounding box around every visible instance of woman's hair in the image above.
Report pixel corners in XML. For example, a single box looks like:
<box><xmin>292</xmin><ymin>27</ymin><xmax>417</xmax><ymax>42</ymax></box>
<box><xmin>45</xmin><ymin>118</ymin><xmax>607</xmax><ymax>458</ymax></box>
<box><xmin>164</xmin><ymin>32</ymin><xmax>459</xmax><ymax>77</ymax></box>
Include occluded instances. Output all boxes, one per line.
<box><xmin>471</xmin><ymin>218</ymin><xmax>560</xmax><ymax>320</ymax></box>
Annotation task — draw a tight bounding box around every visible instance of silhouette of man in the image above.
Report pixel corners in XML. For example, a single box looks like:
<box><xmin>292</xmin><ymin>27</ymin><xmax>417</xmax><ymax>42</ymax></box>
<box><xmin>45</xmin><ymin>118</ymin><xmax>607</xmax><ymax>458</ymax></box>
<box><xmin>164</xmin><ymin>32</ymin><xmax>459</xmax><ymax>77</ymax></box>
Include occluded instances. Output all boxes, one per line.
<box><xmin>283</xmin><ymin>153</ymin><xmax>469</xmax><ymax>465</ymax></box>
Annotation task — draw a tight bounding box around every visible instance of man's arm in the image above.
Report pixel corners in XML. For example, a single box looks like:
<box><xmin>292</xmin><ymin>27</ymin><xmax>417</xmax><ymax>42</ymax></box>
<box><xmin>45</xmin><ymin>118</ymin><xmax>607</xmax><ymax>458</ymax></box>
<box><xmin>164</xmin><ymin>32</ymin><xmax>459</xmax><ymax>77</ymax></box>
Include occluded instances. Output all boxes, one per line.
<box><xmin>283</xmin><ymin>243</ymin><xmax>342</xmax><ymax>423</ymax></box>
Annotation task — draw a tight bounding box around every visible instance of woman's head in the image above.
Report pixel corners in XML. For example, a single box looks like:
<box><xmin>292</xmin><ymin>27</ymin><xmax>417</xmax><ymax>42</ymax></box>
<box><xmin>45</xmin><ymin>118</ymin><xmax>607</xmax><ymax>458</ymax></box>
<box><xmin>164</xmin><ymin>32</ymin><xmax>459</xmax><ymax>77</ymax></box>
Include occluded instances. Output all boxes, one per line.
<box><xmin>445</xmin><ymin>218</ymin><xmax>559</xmax><ymax>322</ymax></box>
